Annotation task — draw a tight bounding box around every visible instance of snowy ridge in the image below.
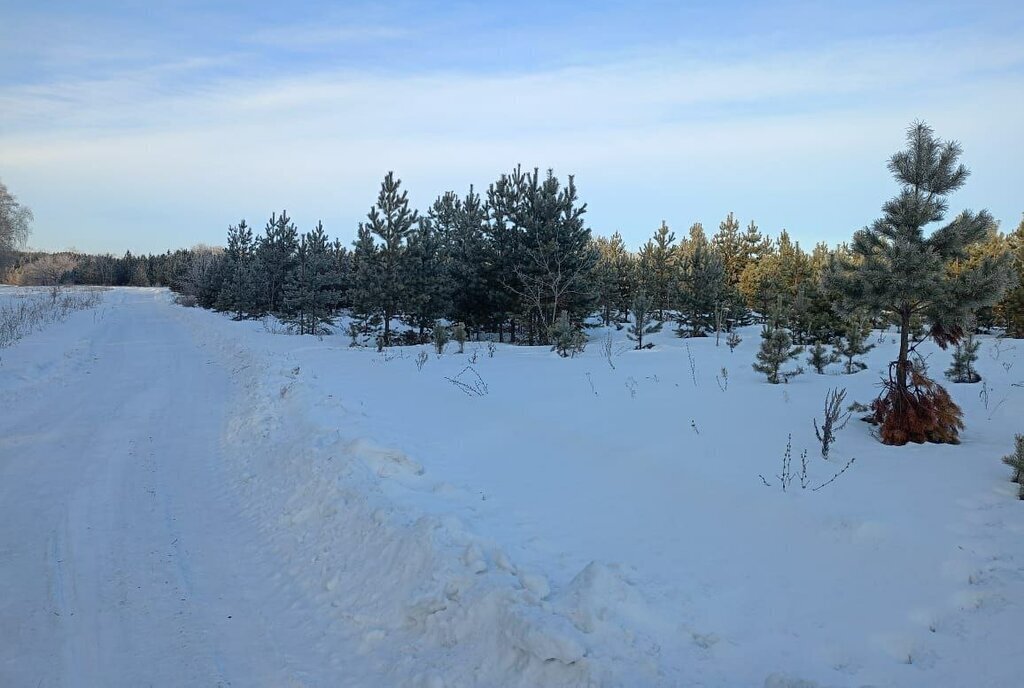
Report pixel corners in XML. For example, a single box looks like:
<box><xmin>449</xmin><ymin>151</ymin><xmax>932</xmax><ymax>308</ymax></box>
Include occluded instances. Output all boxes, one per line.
<box><xmin>173</xmin><ymin>299</ymin><xmax>662</xmax><ymax>686</ymax></box>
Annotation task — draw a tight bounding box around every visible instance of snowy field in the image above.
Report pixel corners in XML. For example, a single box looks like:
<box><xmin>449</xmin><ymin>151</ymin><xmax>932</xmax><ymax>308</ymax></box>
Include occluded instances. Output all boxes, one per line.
<box><xmin>2</xmin><ymin>287</ymin><xmax>1023</xmax><ymax>687</ymax></box>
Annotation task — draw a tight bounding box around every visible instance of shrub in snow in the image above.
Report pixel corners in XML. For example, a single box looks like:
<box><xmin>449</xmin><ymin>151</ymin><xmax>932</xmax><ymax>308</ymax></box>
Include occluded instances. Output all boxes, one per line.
<box><xmin>452</xmin><ymin>322</ymin><xmax>468</xmax><ymax>353</ymax></box>
<box><xmin>752</xmin><ymin>323</ymin><xmax>803</xmax><ymax>384</ymax></box>
<box><xmin>814</xmin><ymin>387</ymin><xmax>851</xmax><ymax>460</ymax></box>
<box><xmin>626</xmin><ymin>291</ymin><xmax>661</xmax><ymax>350</ymax></box>
<box><xmin>432</xmin><ymin>321</ymin><xmax>449</xmax><ymax>355</ymax></box>
<box><xmin>548</xmin><ymin>310</ymin><xmax>586</xmax><ymax>358</ymax></box>
<box><xmin>945</xmin><ymin>331</ymin><xmax>981</xmax><ymax>383</ymax></box>
<box><xmin>1002</xmin><ymin>434</ymin><xmax>1024</xmax><ymax>499</ymax></box>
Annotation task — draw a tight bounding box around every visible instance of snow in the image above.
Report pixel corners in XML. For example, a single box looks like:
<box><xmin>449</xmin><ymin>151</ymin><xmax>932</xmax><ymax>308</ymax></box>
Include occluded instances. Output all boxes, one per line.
<box><xmin>2</xmin><ymin>286</ymin><xmax>1023</xmax><ymax>687</ymax></box>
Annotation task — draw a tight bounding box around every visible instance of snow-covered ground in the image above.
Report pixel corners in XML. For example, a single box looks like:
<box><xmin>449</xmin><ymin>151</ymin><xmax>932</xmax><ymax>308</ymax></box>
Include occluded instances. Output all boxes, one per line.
<box><xmin>2</xmin><ymin>287</ymin><xmax>1022</xmax><ymax>687</ymax></box>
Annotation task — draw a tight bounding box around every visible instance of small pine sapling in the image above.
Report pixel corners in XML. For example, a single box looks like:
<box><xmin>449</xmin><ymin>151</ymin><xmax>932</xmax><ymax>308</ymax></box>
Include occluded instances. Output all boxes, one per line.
<box><xmin>1001</xmin><ymin>434</ymin><xmax>1024</xmax><ymax>499</ymax></box>
<box><xmin>452</xmin><ymin>322</ymin><xmax>468</xmax><ymax>354</ymax></box>
<box><xmin>807</xmin><ymin>340</ymin><xmax>841</xmax><ymax>374</ymax></box>
<box><xmin>726</xmin><ymin>330</ymin><xmax>741</xmax><ymax>352</ymax></box>
<box><xmin>432</xmin><ymin>321</ymin><xmax>449</xmax><ymax>355</ymax></box>
<box><xmin>945</xmin><ymin>331</ymin><xmax>981</xmax><ymax>383</ymax></box>
<box><xmin>752</xmin><ymin>323</ymin><xmax>804</xmax><ymax>384</ymax></box>
<box><xmin>548</xmin><ymin>310</ymin><xmax>587</xmax><ymax>358</ymax></box>
<box><xmin>627</xmin><ymin>291</ymin><xmax>662</xmax><ymax>350</ymax></box>
<box><xmin>836</xmin><ymin>315</ymin><xmax>875</xmax><ymax>374</ymax></box>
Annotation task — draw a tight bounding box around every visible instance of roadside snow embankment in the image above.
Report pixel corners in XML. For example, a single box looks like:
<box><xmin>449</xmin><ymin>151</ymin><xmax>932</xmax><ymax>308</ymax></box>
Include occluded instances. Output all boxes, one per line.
<box><xmin>174</xmin><ymin>304</ymin><xmax>657</xmax><ymax>687</ymax></box>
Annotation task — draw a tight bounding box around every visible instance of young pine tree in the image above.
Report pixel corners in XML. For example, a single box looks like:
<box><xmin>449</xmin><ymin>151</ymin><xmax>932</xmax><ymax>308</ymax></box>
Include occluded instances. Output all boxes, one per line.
<box><xmin>627</xmin><ymin>291</ymin><xmax>662</xmax><ymax>349</ymax></box>
<box><xmin>836</xmin><ymin>314</ymin><xmax>875</xmax><ymax>374</ymax></box>
<box><xmin>548</xmin><ymin>310</ymin><xmax>587</xmax><ymax>357</ymax></box>
<box><xmin>638</xmin><ymin>221</ymin><xmax>677</xmax><ymax>321</ymax></box>
<box><xmin>753</xmin><ymin>323</ymin><xmax>803</xmax><ymax>384</ymax></box>
<box><xmin>257</xmin><ymin>210</ymin><xmax>299</xmax><ymax>314</ymax></box>
<box><xmin>807</xmin><ymin>340</ymin><xmax>840</xmax><ymax>374</ymax></box>
<box><xmin>367</xmin><ymin>172</ymin><xmax>419</xmax><ymax>346</ymax></box>
<box><xmin>432</xmin><ymin>321</ymin><xmax>449</xmax><ymax>355</ymax></box>
<box><xmin>726</xmin><ymin>330</ymin><xmax>742</xmax><ymax>352</ymax></box>
<box><xmin>676</xmin><ymin>228</ymin><xmax>729</xmax><ymax>337</ymax></box>
<box><xmin>281</xmin><ymin>222</ymin><xmax>342</xmax><ymax>335</ymax></box>
<box><xmin>945</xmin><ymin>330</ymin><xmax>981</xmax><ymax>383</ymax></box>
<box><xmin>1001</xmin><ymin>434</ymin><xmax>1024</xmax><ymax>499</ymax></box>
<box><xmin>825</xmin><ymin>122</ymin><xmax>1014</xmax><ymax>444</ymax></box>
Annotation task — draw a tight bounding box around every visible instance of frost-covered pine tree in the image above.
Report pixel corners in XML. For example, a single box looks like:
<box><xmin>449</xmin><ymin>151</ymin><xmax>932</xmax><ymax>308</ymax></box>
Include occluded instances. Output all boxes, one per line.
<box><xmin>807</xmin><ymin>340</ymin><xmax>840</xmax><ymax>374</ymax></box>
<box><xmin>627</xmin><ymin>291</ymin><xmax>662</xmax><ymax>349</ymax></box>
<box><xmin>825</xmin><ymin>122</ymin><xmax>1014</xmax><ymax>444</ymax></box>
<box><xmin>945</xmin><ymin>330</ymin><xmax>981</xmax><ymax>383</ymax></box>
<box><xmin>835</xmin><ymin>314</ymin><xmax>875</xmax><ymax>374</ymax></box>
<box><xmin>753</xmin><ymin>322</ymin><xmax>803</xmax><ymax>384</ymax></box>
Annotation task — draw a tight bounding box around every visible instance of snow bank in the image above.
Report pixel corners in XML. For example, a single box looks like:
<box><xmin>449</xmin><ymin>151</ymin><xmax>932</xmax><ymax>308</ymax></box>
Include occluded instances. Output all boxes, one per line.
<box><xmin>174</xmin><ymin>301</ymin><xmax>655</xmax><ymax>687</ymax></box>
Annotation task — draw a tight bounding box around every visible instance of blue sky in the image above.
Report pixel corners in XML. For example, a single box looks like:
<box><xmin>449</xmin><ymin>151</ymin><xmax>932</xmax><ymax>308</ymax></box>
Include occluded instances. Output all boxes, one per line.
<box><xmin>1</xmin><ymin>0</ymin><xmax>1023</xmax><ymax>254</ymax></box>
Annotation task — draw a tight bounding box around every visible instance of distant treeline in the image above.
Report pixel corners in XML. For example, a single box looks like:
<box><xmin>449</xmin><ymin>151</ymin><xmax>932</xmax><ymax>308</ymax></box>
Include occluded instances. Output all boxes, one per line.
<box><xmin>7</xmin><ymin>167</ymin><xmax>1024</xmax><ymax>344</ymax></box>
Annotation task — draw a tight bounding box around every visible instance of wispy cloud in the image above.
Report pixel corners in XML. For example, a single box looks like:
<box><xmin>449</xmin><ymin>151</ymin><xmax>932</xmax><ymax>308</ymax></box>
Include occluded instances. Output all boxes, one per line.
<box><xmin>246</xmin><ymin>23</ymin><xmax>410</xmax><ymax>48</ymax></box>
<box><xmin>1</xmin><ymin>3</ymin><xmax>1022</xmax><ymax>253</ymax></box>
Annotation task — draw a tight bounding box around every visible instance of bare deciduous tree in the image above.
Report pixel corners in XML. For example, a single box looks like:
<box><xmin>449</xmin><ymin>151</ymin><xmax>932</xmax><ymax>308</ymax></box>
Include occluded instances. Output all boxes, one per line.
<box><xmin>1</xmin><ymin>179</ymin><xmax>33</xmax><ymax>277</ymax></box>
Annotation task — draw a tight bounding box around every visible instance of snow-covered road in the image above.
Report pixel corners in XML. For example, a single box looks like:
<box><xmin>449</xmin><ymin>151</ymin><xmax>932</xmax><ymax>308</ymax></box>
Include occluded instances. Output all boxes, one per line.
<box><xmin>0</xmin><ymin>289</ymin><xmax>343</xmax><ymax>687</ymax></box>
<box><xmin>3</xmin><ymin>287</ymin><xmax>1023</xmax><ymax>687</ymax></box>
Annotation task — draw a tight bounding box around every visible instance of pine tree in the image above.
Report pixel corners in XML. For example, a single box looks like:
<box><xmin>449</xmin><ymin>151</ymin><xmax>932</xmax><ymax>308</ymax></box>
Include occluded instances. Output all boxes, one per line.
<box><xmin>945</xmin><ymin>330</ymin><xmax>981</xmax><ymax>383</ymax></box>
<box><xmin>281</xmin><ymin>222</ymin><xmax>341</xmax><ymax>335</ymax></box>
<box><xmin>548</xmin><ymin>310</ymin><xmax>587</xmax><ymax>357</ymax></box>
<box><xmin>366</xmin><ymin>172</ymin><xmax>419</xmax><ymax>345</ymax></box>
<box><xmin>593</xmin><ymin>232</ymin><xmax>632</xmax><ymax>325</ymax></box>
<box><xmin>432</xmin><ymin>321</ymin><xmax>449</xmax><ymax>354</ymax></box>
<box><xmin>1002</xmin><ymin>434</ymin><xmax>1024</xmax><ymax>499</ymax></box>
<box><xmin>484</xmin><ymin>168</ymin><xmax>527</xmax><ymax>342</ymax></box>
<box><xmin>997</xmin><ymin>215</ymin><xmax>1024</xmax><ymax>337</ymax></box>
<box><xmin>726</xmin><ymin>330</ymin><xmax>742</xmax><ymax>352</ymax></box>
<box><xmin>676</xmin><ymin>226</ymin><xmax>728</xmax><ymax>337</ymax></box>
<box><xmin>257</xmin><ymin>210</ymin><xmax>299</xmax><ymax>314</ymax></box>
<box><xmin>627</xmin><ymin>291</ymin><xmax>662</xmax><ymax>349</ymax></box>
<box><xmin>807</xmin><ymin>340</ymin><xmax>840</xmax><ymax>374</ymax></box>
<box><xmin>348</xmin><ymin>223</ymin><xmax>384</xmax><ymax>332</ymax></box>
<box><xmin>452</xmin><ymin>322</ymin><xmax>468</xmax><ymax>353</ymax></box>
<box><xmin>638</xmin><ymin>221</ymin><xmax>677</xmax><ymax>320</ymax></box>
<box><xmin>835</xmin><ymin>314</ymin><xmax>875</xmax><ymax>374</ymax></box>
<box><xmin>503</xmin><ymin>167</ymin><xmax>597</xmax><ymax>344</ymax></box>
<box><xmin>432</xmin><ymin>187</ymin><xmax>489</xmax><ymax>333</ymax></box>
<box><xmin>712</xmin><ymin>212</ymin><xmax>746</xmax><ymax>285</ymax></box>
<box><xmin>403</xmin><ymin>217</ymin><xmax>450</xmax><ymax>336</ymax></box>
<box><xmin>826</xmin><ymin>122</ymin><xmax>1015</xmax><ymax>444</ymax></box>
<box><xmin>753</xmin><ymin>323</ymin><xmax>803</xmax><ymax>384</ymax></box>
<box><xmin>217</xmin><ymin>220</ymin><xmax>265</xmax><ymax>318</ymax></box>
